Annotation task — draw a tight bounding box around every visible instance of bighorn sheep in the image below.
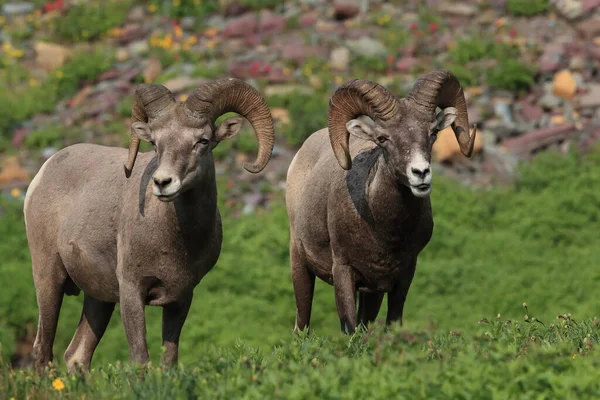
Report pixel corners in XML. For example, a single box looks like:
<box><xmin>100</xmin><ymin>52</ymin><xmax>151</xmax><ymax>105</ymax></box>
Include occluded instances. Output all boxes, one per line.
<box><xmin>285</xmin><ymin>70</ymin><xmax>476</xmax><ymax>334</ymax></box>
<box><xmin>24</xmin><ymin>77</ymin><xmax>274</xmax><ymax>371</ymax></box>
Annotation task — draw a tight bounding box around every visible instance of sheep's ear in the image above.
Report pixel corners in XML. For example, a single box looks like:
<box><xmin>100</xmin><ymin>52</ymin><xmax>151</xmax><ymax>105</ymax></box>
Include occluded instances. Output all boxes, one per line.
<box><xmin>215</xmin><ymin>117</ymin><xmax>244</xmax><ymax>142</ymax></box>
<box><xmin>131</xmin><ymin>121</ymin><xmax>153</xmax><ymax>142</ymax></box>
<box><xmin>431</xmin><ymin>107</ymin><xmax>457</xmax><ymax>132</ymax></box>
<box><xmin>346</xmin><ymin>117</ymin><xmax>375</xmax><ymax>142</ymax></box>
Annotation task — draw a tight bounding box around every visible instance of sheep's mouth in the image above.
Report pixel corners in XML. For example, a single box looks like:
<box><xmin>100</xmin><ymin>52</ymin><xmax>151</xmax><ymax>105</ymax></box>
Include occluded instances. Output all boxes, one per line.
<box><xmin>155</xmin><ymin>192</ymin><xmax>180</xmax><ymax>202</ymax></box>
<box><xmin>410</xmin><ymin>183</ymin><xmax>432</xmax><ymax>197</ymax></box>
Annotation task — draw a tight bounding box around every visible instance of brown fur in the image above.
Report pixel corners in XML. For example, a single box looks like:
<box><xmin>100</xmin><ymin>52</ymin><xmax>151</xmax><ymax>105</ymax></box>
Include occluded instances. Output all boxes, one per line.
<box><xmin>286</xmin><ymin>71</ymin><xmax>476</xmax><ymax>334</ymax></box>
<box><xmin>24</xmin><ymin>80</ymin><xmax>274</xmax><ymax>372</ymax></box>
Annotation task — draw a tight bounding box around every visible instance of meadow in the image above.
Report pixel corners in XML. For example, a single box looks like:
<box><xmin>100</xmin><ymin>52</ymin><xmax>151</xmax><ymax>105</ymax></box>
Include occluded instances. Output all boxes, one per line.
<box><xmin>1</xmin><ymin>146</ymin><xmax>599</xmax><ymax>398</ymax></box>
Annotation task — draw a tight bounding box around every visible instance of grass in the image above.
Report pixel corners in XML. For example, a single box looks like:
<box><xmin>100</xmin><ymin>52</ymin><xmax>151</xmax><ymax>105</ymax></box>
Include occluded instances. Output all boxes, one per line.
<box><xmin>1</xmin><ymin>314</ymin><xmax>599</xmax><ymax>398</ymax></box>
<box><xmin>507</xmin><ymin>0</ymin><xmax>550</xmax><ymax>16</ymax></box>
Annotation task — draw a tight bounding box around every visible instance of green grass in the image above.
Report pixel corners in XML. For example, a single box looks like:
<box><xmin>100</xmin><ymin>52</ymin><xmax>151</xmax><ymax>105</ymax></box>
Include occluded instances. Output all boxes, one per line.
<box><xmin>2</xmin><ymin>315</ymin><xmax>599</xmax><ymax>398</ymax></box>
<box><xmin>507</xmin><ymin>0</ymin><xmax>550</xmax><ymax>16</ymax></box>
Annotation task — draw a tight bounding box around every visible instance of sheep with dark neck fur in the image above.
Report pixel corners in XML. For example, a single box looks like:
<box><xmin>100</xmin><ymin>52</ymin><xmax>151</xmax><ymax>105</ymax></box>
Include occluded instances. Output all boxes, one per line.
<box><xmin>285</xmin><ymin>70</ymin><xmax>477</xmax><ymax>334</ymax></box>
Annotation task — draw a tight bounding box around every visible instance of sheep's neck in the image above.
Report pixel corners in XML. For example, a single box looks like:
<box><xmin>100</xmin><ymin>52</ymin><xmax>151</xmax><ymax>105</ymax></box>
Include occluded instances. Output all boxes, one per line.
<box><xmin>365</xmin><ymin>156</ymin><xmax>429</xmax><ymax>242</ymax></box>
<box><xmin>173</xmin><ymin>164</ymin><xmax>218</xmax><ymax>237</ymax></box>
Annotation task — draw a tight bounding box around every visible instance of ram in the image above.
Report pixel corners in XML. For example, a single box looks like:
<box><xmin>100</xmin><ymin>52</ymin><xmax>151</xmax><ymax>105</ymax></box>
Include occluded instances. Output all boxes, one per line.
<box><xmin>24</xmin><ymin>77</ymin><xmax>274</xmax><ymax>371</ymax></box>
<box><xmin>286</xmin><ymin>70</ymin><xmax>477</xmax><ymax>334</ymax></box>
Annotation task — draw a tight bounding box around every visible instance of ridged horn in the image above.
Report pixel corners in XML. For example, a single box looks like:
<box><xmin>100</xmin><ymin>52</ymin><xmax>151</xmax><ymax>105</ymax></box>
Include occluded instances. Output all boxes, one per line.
<box><xmin>124</xmin><ymin>84</ymin><xmax>175</xmax><ymax>178</ymax></box>
<box><xmin>407</xmin><ymin>69</ymin><xmax>477</xmax><ymax>157</ymax></box>
<box><xmin>327</xmin><ymin>79</ymin><xmax>401</xmax><ymax>170</ymax></box>
<box><xmin>185</xmin><ymin>77</ymin><xmax>274</xmax><ymax>173</ymax></box>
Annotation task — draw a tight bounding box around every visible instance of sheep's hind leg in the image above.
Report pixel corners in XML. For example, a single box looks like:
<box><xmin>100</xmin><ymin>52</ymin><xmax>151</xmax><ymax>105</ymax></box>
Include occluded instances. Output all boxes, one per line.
<box><xmin>332</xmin><ymin>263</ymin><xmax>357</xmax><ymax>334</ymax></box>
<box><xmin>161</xmin><ymin>296</ymin><xmax>193</xmax><ymax>366</ymax></box>
<box><xmin>64</xmin><ymin>295</ymin><xmax>115</xmax><ymax>372</ymax></box>
<box><xmin>357</xmin><ymin>291</ymin><xmax>385</xmax><ymax>328</ymax></box>
<box><xmin>32</xmin><ymin>254</ymin><xmax>68</xmax><ymax>371</ymax></box>
<box><xmin>291</xmin><ymin>239</ymin><xmax>315</xmax><ymax>334</ymax></box>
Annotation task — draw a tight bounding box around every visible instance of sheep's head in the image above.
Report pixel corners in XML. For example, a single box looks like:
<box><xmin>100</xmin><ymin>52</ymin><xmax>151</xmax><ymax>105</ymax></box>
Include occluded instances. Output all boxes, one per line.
<box><xmin>328</xmin><ymin>70</ymin><xmax>476</xmax><ymax>198</ymax></box>
<box><xmin>124</xmin><ymin>77</ymin><xmax>274</xmax><ymax>202</ymax></box>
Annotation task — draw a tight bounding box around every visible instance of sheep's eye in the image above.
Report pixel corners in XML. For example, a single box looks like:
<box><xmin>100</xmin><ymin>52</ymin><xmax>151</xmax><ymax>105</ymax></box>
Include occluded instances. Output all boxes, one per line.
<box><xmin>376</xmin><ymin>136</ymin><xmax>388</xmax><ymax>144</ymax></box>
<box><xmin>195</xmin><ymin>138</ymin><xmax>210</xmax><ymax>149</ymax></box>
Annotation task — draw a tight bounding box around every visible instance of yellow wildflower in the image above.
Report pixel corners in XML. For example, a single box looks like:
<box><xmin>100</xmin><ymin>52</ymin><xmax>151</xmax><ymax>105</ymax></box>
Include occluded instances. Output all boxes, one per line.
<box><xmin>55</xmin><ymin>70</ymin><xmax>64</xmax><ymax>79</ymax></box>
<box><xmin>334</xmin><ymin>75</ymin><xmax>343</xmax><ymax>84</ymax></box>
<box><xmin>163</xmin><ymin>34</ymin><xmax>173</xmax><ymax>49</ymax></box>
<box><xmin>572</xmin><ymin>354</ymin><xmax>577</xmax><ymax>359</ymax></box>
<box><xmin>11</xmin><ymin>188</ymin><xmax>21</xmax><ymax>198</ymax></box>
<box><xmin>173</xmin><ymin>0</ymin><xmax>181</xmax><ymax>6</ymax></box>
<box><xmin>194</xmin><ymin>0</ymin><xmax>201</xmax><ymax>5</ymax></box>
<box><xmin>187</xmin><ymin>35</ymin><xmax>198</xmax><ymax>45</ymax></box>
<box><xmin>29</xmin><ymin>78</ymin><xmax>38</xmax><ymax>87</ymax></box>
<box><xmin>9</xmin><ymin>48</ymin><xmax>24</xmax><ymax>58</ymax></box>
<box><xmin>205</xmin><ymin>39</ymin><xmax>216</xmax><ymax>49</ymax></box>
<box><xmin>0</xmin><ymin>16</ymin><xmax>5</xmax><ymax>25</ymax></box>
<box><xmin>26</xmin><ymin>14</ymin><xmax>34</xmax><ymax>22</ymax></box>
<box><xmin>283</xmin><ymin>67</ymin><xmax>292</xmax><ymax>76</ymax></box>
<box><xmin>148</xmin><ymin>4</ymin><xmax>158</xmax><ymax>13</ymax></box>
<box><xmin>178</xmin><ymin>94</ymin><xmax>188</xmax><ymax>102</ymax></box>
<box><xmin>302</xmin><ymin>65</ymin><xmax>312</xmax><ymax>77</ymax></box>
<box><xmin>52</xmin><ymin>378</ymin><xmax>65</xmax><ymax>391</ymax></box>
<box><xmin>2</xmin><ymin>42</ymin><xmax>12</xmax><ymax>52</ymax></box>
<box><xmin>174</xmin><ymin>25</ymin><xmax>183</xmax><ymax>38</ymax></box>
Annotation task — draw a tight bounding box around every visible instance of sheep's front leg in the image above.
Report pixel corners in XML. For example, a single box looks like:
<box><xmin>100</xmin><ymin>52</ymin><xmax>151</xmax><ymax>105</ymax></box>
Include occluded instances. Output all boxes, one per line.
<box><xmin>386</xmin><ymin>263</ymin><xmax>416</xmax><ymax>326</ymax></box>
<box><xmin>161</xmin><ymin>295</ymin><xmax>193</xmax><ymax>366</ymax></box>
<box><xmin>332</xmin><ymin>263</ymin><xmax>357</xmax><ymax>334</ymax></box>
<box><xmin>119</xmin><ymin>282</ymin><xmax>150</xmax><ymax>365</ymax></box>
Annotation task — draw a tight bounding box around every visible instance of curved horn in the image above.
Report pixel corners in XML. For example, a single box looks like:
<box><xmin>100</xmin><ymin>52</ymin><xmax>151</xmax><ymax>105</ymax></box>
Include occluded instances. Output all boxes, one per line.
<box><xmin>124</xmin><ymin>84</ymin><xmax>175</xmax><ymax>177</ymax></box>
<box><xmin>407</xmin><ymin>69</ymin><xmax>476</xmax><ymax>157</ymax></box>
<box><xmin>328</xmin><ymin>79</ymin><xmax>401</xmax><ymax>170</ymax></box>
<box><xmin>185</xmin><ymin>77</ymin><xmax>274</xmax><ymax>173</ymax></box>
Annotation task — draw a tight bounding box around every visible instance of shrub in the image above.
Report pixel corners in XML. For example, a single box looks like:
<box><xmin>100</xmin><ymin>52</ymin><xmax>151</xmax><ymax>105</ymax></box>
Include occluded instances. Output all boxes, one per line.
<box><xmin>487</xmin><ymin>59</ymin><xmax>536</xmax><ymax>92</ymax></box>
<box><xmin>507</xmin><ymin>0</ymin><xmax>550</xmax><ymax>16</ymax></box>
<box><xmin>53</xmin><ymin>0</ymin><xmax>133</xmax><ymax>42</ymax></box>
<box><xmin>267</xmin><ymin>91</ymin><xmax>329</xmax><ymax>146</ymax></box>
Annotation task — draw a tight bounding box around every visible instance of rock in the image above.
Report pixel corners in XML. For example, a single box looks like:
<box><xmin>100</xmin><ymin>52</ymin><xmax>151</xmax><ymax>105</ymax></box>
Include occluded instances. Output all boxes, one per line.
<box><xmin>116</xmin><ymin>47</ymin><xmax>130</xmax><ymax>61</ymax></box>
<box><xmin>333</xmin><ymin>1</ymin><xmax>360</xmax><ymax>20</ymax></box>
<box><xmin>34</xmin><ymin>42</ymin><xmax>70</xmax><ymax>72</ymax></box>
<box><xmin>299</xmin><ymin>11</ymin><xmax>319</xmax><ymax>27</ymax></box>
<box><xmin>224</xmin><ymin>2</ymin><xmax>249</xmax><ymax>17</ymax></box>
<box><xmin>2</xmin><ymin>2</ymin><xmax>34</xmax><ymax>16</ymax></box>
<box><xmin>486</xmin><ymin>119</ymin><xmax>518</xmax><ymax>139</ymax></box>
<box><xmin>493</xmin><ymin>99</ymin><xmax>514</xmax><ymax>124</ymax></box>
<box><xmin>519</xmin><ymin>100</ymin><xmax>543</xmax><ymax>122</ymax></box>
<box><xmin>0</xmin><ymin>157</ymin><xmax>29</xmax><ymax>185</ymax></box>
<box><xmin>433</xmin><ymin>126</ymin><xmax>483</xmax><ymax>163</ymax></box>
<box><xmin>259</xmin><ymin>11</ymin><xmax>286</xmax><ymax>34</ymax></box>
<box><xmin>42</xmin><ymin>147</ymin><xmax>58</xmax><ymax>160</ymax></box>
<box><xmin>395</xmin><ymin>56</ymin><xmax>419</xmax><ymax>72</ymax></box>
<box><xmin>552</xmin><ymin>70</ymin><xmax>577</xmax><ymax>100</ymax></box>
<box><xmin>438</xmin><ymin>2</ymin><xmax>477</xmax><ymax>17</ymax></box>
<box><xmin>539</xmin><ymin>92</ymin><xmax>562</xmax><ymax>110</ymax></box>
<box><xmin>271</xmin><ymin>108</ymin><xmax>290</xmax><ymax>125</ymax></box>
<box><xmin>68</xmin><ymin>86</ymin><xmax>93</xmax><ymax>108</ymax></box>
<box><xmin>223</xmin><ymin>13</ymin><xmax>257</xmax><ymax>38</ymax></box>
<box><xmin>539</xmin><ymin>43</ymin><xmax>565</xmax><ymax>73</ymax></box>
<box><xmin>584</xmin><ymin>0</ymin><xmax>600</xmax><ymax>11</ymax></box>
<box><xmin>281</xmin><ymin>44</ymin><xmax>326</xmax><ymax>63</ymax></box>
<box><xmin>329</xmin><ymin>47</ymin><xmax>350</xmax><ymax>71</ymax></box>
<box><xmin>576</xmin><ymin>16</ymin><xmax>600</xmax><ymax>39</ymax></box>
<box><xmin>576</xmin><ymin>84</ymin><xmax>600</xmax><ymax>108</ymax></box>
<box><xmin>180</xmin><ymin>16</ymin><xmax>197</xmax><ymax>30</ymax></box>
<box><xmin>126</xmin><ymin>5</ymin><xmax>145</xmax><ymax>22</ymax></box>
<box><xmin>346</xmin><ymin>36</ymin><xmax>387</xmax><ymax>57</ymax></box>
<box><xmin>264</xmin><ymin>85</ymin><xmax>314</xmax><ymax>97</ymax></box>
<box><xmin>568</xmin><ymin>55</ymin><xmax>585</xmax><ymax>71</ymax></box>
<box><xmin>554</xmin><ymin>0</ymin><xmax>584</xmax><ymax>20</ymax></box>
<box><xmin>143</xmin><ymin>57</ymin><xmax>162</xmax><ymax>83</ymax></box>
<box><xmin>128</xmin><ymin>40</ymin><xmax>149</xmax><ymax>56</ymax></box>
<box><xmin>161</xmin><ymin>76</ymin><xmax>206</xmax><ymax>93</ymax></box>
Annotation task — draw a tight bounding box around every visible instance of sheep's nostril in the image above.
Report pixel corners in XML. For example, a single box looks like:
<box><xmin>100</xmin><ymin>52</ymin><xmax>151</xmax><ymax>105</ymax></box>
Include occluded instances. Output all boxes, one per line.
<box><xmin>411</xmin><ymin>167</ymin><xmax>430</xmax><ymax>178</ymax></box>
<box><xmin>153</xmin><ymin>176</ymin><xmax>172</xmax><ymax>188</ymax></box>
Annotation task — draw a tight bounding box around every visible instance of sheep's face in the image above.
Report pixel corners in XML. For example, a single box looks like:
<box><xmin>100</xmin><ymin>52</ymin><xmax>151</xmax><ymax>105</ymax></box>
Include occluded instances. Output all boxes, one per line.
<box><xmin>131</xmin><ymin>109</ymin><xmax>243</xmax><ymax>202</ymax></box>
<box><xmin>345</xmin><ymin>107</ymin><xmax>457</xmax><ymax>198</ymax></box>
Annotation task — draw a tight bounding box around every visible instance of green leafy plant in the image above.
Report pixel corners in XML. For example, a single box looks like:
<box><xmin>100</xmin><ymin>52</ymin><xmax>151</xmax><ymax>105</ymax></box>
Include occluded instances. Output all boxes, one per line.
<box><xmin>487</xmin><ymin>59</ymin><xmax>536</xmax><ymax>92</ymax></box>
<box><xmin>53</xmin><ymin>0</ymin><xmax>133</xmax><ymax>42</ymax></box>
<box><xmin>507</xmin><ymin>0</ymin><xmax>550</xmax><ymax>16</ymax></box>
